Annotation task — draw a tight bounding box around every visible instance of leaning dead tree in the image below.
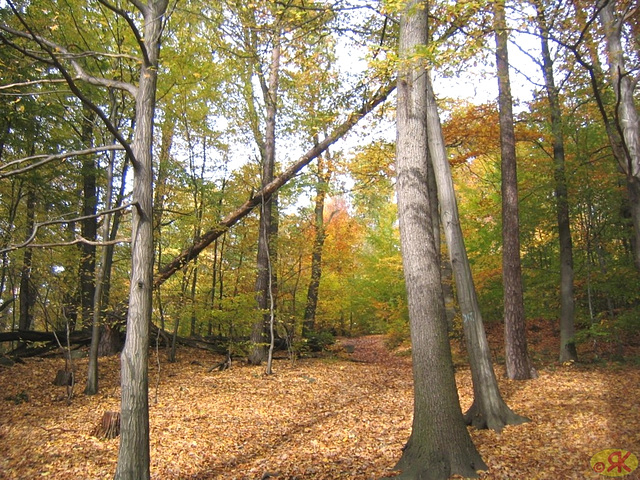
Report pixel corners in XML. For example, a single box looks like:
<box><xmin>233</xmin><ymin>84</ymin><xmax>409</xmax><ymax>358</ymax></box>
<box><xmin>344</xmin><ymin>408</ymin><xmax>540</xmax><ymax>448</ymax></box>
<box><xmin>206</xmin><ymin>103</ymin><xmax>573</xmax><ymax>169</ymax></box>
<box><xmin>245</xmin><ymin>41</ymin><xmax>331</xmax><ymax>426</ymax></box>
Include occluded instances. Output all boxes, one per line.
<box><xmin>153</xmin><ymin>80</ymin><xmax>396</xmax><ymax>287</ymax></box>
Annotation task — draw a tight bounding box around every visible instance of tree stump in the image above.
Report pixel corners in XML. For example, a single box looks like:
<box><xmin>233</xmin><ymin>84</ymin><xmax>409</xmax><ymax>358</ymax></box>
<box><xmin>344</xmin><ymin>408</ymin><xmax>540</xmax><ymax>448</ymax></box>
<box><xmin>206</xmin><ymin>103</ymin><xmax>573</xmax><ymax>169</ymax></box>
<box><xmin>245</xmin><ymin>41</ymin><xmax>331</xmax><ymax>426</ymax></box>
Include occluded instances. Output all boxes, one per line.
<box><xmin>92</xmin><ymin>411</ymin><xmax>120</xmax><ymax>439</ymax></box>
<box><xmin>98</xmin><ymin>324</ymin><xmax>121</xmax><ymax>356</ymax></box>
<box><xmin>53</xmin><ymin>369</ymin><xmax>74</xmax><ymax>386</ymax></box>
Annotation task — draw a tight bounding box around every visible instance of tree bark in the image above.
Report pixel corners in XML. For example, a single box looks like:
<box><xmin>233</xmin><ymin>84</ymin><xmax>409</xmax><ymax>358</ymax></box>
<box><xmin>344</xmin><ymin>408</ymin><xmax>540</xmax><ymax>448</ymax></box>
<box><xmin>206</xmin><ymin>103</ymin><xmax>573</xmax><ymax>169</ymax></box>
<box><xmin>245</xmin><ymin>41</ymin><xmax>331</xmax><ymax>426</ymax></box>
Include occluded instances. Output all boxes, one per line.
<box><xmin>494</xmin><ymin>0</ymin><xmax>536</xmax><ymax>380</ymax></box>
<box><xmin>18</xmin><ymin>187</ymin><xmax>36</xmax><ymax>333</ymax></box>
<box><xmin>114</xmin><ymin>1</ymin><xmax>168</xmax><ymax>478</ymax></box>
<box><xmin>536</xmin><ymin>3</ymin><xmax>578</xmax><ymax>362</ymax></box>
<box><xmin>249</xmin><ymin>31</ymin><xmax>281</xmax><ymax>366</ymax></box>
<box><xmin>425</xmin><ymin>72</ymin><xmax>528</xmax><ymax>431</ymax></box>
<box><xmin>599</xmin><ymin>0</ymin><xmax>640</xmax><ymax>271</ymax></box>
<box><xmin>79</xmin><ymin>108</ymin><xmax>97</xmax><ymax>329</ymax></box>
<box><xmin>387</xmin><ymin>2</ymin><xmax>487</xmax><ymax>478</ymax></box>
<box><xmin>303</xmin><ymin>154</ymin><xmax>331</xmax><ymax>337</ymax></box>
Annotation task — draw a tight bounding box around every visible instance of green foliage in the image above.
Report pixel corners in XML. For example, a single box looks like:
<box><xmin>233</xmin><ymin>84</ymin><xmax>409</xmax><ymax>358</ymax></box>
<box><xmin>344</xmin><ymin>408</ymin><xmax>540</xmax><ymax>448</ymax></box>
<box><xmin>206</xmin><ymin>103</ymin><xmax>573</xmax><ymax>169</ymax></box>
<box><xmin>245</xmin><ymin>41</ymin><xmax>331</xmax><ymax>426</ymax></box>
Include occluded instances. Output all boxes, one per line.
<box><xmin>302</xmin><ymin>330</ymin><xmax>335</xmax><ymax>353</ymax></box>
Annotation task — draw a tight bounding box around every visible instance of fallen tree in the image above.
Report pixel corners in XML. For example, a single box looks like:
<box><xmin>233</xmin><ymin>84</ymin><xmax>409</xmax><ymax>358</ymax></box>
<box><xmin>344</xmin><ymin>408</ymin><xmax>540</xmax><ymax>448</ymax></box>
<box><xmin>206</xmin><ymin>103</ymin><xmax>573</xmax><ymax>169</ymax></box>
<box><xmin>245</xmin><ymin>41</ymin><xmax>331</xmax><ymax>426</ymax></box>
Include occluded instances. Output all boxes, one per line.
<box><xmin>154</xmin><ymin>80</ymin><xmax>396</xmax><ymax>287</ymax></box>
<box><xmin>0</xmin><ymin>330</ymin><xmax>89</xmax><ymax>343</ymax></box>
<box><xmin>0</xmin><ymin>81</ymin><xmax>396</xmax><ymax>361</ymax></box>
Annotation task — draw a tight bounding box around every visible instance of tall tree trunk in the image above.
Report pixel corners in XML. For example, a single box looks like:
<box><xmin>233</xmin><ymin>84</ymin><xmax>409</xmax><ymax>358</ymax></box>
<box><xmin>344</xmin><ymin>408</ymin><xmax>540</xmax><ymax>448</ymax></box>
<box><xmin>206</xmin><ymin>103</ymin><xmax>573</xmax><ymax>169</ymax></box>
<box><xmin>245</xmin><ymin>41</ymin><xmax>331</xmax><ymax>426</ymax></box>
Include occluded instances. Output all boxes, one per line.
<box><xmin>101</xmin><ymin>158</ymin><xmax>129</xmax><ymax>309</ymax></box>
<box><xmin>303</xmin><ymin>154</ymin><xmax>331</xmax><ymax>337</ymax></box>
<box><xmin>425</xmin><ymin>73</ymin><xmax>528</xmax><ymax>431</ymax></box>
<box><xmin>85</xmin><ymin>127</ymin><xmax>118</xmax><ymax>395</ymax></box>
<box><xmin>79</xmin><ymin>108</ymin><xmax>97</xmax><ymax>329</ymax></box>
<box><xmin>494</xmin><ymin>0</ymin><xmax>536</xmax><ymax>380</ymax></box>
<box><xmin>114</xmin><ymin>1</ymin><xmax>167</xmax><ymax>478</ymax></box>
<box><xmin>536</xmin><ymin>3</ymin><xmax>578</xmax><ymax>362</ymax></box>
<box><xmin>18</xmin><ymin>187</ymin><xmax>36</xmax><ymax>332</ymax></box>
<box><xmin>598</xmin><ymin>0</ymin><xmax>640</xmax><ymax>271</ymax></box>
<box><xmin>387</xmin><ymin>2</ymin><xmax>486</xmax><ymax>478</ymax></box>
<box><xmin>249</xmin><ymin>32</ymin><xmax>281</xmax><ymax>365</ymax></box>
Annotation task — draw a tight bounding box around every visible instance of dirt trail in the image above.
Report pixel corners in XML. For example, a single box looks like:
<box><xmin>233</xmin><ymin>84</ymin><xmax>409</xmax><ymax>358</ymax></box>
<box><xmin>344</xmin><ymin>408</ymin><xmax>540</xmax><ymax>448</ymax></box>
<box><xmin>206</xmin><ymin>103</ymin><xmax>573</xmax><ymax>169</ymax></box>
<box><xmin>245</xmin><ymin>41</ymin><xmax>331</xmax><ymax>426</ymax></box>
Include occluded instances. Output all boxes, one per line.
<box><xmin>337</xmin><ymin>335</ymin><xmax>410</xmax><ymax>368</ymax></box>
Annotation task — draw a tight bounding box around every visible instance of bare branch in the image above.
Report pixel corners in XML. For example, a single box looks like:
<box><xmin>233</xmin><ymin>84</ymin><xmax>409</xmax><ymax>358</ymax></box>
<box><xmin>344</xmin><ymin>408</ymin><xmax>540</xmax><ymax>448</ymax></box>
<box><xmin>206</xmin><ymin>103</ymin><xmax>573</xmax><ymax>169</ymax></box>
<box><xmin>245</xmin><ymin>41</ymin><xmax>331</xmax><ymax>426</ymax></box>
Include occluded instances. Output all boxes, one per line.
<box><xmin>58</xmin><ymin>50</ymin><xmax>140</xmax><ymax>62</ymax></box>
<box><xmin>97</xmin><ymin>0</ymin><xmax>150</xmax><ymax>67</ymax></box>
<box><xmin>0</xmin><ymin>78</ymin><xmax>69</xmax><ymax>91</ymax></box>
<box><xmin>0</xmin><ymin>203</ymin><xmax>136</xmax><ymax>254</ymax></box>
<box><xmin>2</xmin><ymin>4</ymin><xmax>139</xmax><ymax>166</ymax></box>
<box><xmin>0</xmin><ymin>145</ymin><xmax>125</xmax><ymax>179</ymax></box>
<box><xmin>0</xmin><ymin>25</ymin><xmax>138</xmax><ymax>96</ymax></box>
<box><xmin>21</xmin><ymin>235</ymin><xmax>131</xmax><ymax>250</ymax></box>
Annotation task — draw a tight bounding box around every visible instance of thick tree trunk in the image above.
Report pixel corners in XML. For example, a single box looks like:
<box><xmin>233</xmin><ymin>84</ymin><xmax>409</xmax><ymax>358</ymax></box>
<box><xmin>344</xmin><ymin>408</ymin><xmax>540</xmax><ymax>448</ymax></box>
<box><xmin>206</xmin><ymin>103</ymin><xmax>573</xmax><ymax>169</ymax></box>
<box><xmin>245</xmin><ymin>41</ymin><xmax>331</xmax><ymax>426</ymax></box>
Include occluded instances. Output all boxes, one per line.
<box><xmin>388</xmin><ymin>2</ymin><xmax>486</xmax><ymax>478</ymax></box>
<box><xmin>425</xmin><ymin>73</ymin><xmax>528</xmax><ymax>431</ymax></box>
<box><xmin>494</xmin><ymin>0</ymin><xmax>536</xmax><ymax>380</ymax></box>
<box><xmin>599</xmin><ymin>0</ymin><xmax>640</xmax><ymax>271</ymax></box>
<box><xmin>249</xmin><ymin>33</ymin><xmax>281</xmax><ymax>366</ymax></box>
<box><xmin>114</xmin><ymin>1</ymin><xmax>167</xmax><ymax>479</ymax></box>
<box><xmin>629</xmin><ymin>177</ymin><xmax>640</xmax><ymax>266</ymax></box>
<box><xmin>537</xmin><ymin>5</ymin><xmax>578</xmax><ymax>362</ymax></box>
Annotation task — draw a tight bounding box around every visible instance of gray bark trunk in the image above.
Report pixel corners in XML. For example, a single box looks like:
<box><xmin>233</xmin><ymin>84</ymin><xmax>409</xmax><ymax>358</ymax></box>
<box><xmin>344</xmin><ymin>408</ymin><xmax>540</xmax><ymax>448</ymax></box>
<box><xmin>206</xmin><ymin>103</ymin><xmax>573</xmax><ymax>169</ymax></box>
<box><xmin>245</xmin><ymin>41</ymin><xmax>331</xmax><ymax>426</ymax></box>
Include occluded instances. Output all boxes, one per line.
<box><xmin>494</xmin><ymin>0</ymin><xmax>536</xmax><ymax>380</ymax></box>
<box><xmin>537</xmin><ymin>4</ymin><xmax>578</xmax><ymax>362</ymax></box>
<box><xmin>425</xmin><ymin>73</ymin><xmax>528</xmax><ymax>431</ymax></box>
<box><xmin>114</xmin><ymin>1</ymin><xmax>167</xmax><ymax>478</ymax></box>
<box><xmin>387</xmin><ymin>2</ymin><xmax>486</xmax><ymax>477</ymax></box>
<box><xmin>249</xmin><ymin>33</ymin><xmax>281</xmax><ymax>365</ymax></box>
<box><xmin>599</xmin><ymin>0</ymin><xmax>640</xmax><ymax>271</ymax></box>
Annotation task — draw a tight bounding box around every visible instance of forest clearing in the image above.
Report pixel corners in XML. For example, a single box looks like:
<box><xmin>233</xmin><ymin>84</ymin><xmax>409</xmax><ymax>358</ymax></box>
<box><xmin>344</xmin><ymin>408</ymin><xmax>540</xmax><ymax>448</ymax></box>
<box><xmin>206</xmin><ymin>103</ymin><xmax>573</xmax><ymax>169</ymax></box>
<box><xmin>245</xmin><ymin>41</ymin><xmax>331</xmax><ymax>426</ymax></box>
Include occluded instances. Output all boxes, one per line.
<box><xmin>1</xmin><ymin>324</ymin><xmax>639</xmax><ymax>480</ymax></box>
<box><xmin>2</xmin><ymin>0</ymin><xmax>640</xmax><ymax>478</ymax></box>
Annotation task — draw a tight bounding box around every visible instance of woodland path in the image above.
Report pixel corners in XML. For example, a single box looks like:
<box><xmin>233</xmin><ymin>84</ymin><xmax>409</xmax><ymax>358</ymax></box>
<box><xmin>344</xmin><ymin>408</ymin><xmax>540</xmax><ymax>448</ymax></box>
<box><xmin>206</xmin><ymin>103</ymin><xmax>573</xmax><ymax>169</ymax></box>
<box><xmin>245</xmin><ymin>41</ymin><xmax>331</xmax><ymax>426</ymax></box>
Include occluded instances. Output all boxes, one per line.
<box><xmin>0</xmin><ymin>328</ymin><xmax>639</xmax><ymax>479</ymax></box>
<box><xmin>336</xmin><ymin>335</ymin><xmax>410</xmax><ymax>367</ymax></box>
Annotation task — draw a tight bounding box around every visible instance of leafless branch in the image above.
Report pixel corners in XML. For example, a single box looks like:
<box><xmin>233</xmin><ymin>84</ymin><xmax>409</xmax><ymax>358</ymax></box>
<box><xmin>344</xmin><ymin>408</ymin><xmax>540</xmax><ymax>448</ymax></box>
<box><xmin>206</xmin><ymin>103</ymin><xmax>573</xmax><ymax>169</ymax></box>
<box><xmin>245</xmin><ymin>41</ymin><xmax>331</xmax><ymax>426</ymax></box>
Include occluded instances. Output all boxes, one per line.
<box><xmin>1</xmin><ymin>3</ymin><xmax>139</xmax><ymax>166</ymax></box>
<box><xmin>0</xmin><ymin>203</ymin><xmax>136</xmax><ymax>254</ymax></box>
<box><xmin>21</xmin><ymin>235</ymin><xmax>131</xmax><ymax>249</ymax></box>
<box><xmin>0</xmin><ymin>145</ymin><xmax>125</xmax><ymax>179</ymax></box>
<box><xmin>0</xmin><ymin>78</ymin><xmax>69</xmax><ymax>91</ymax></box>
<box><xmin>0</xmin><ymin>25</ymin><xmax>138</xmax><ymax>96</ymax></box>
<box><xmin>97</xmin><ymin>0</ymin><xmax>150</xmax><ymax>67</ymax></box>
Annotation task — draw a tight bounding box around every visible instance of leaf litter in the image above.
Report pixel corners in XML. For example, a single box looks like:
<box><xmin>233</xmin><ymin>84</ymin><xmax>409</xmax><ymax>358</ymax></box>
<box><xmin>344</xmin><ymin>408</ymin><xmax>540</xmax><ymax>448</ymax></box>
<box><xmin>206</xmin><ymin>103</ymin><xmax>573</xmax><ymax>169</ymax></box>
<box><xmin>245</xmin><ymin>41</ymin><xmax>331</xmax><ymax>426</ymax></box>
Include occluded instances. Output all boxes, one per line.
<box><xmin>0</xmin><ymin>326</ymin><xmax>638</xmax><ymax>479</ymax></box>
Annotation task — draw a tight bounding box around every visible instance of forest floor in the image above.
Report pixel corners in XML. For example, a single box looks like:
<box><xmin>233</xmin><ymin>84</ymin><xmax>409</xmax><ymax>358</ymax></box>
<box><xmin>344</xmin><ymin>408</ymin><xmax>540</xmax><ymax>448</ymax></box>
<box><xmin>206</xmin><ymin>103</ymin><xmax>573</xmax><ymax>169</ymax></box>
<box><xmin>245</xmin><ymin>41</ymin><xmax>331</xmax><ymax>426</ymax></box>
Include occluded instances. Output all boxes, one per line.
<box><xmin>0</xmin><ymin>318</ymin><xmax>639</xmax><ymax>480</ymax></box>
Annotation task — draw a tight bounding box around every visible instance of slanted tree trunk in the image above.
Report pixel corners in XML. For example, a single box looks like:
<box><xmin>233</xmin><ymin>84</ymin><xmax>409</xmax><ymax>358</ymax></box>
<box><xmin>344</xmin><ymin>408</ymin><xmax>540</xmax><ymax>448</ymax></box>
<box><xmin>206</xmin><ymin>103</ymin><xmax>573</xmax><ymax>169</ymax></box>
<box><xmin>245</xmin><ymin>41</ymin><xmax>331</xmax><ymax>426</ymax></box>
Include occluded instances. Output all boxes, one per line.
<box><xmin>85</xmin><ymin>128</ymin><xmax>118</xmax><ymax>395</ymax></box>
<box><xmin>536</xmin><ymin>3</ymin><xmax>578</xmax><ymax>362</ymax></box>
<box><xmin>114</xmin><ymin>1</ymin><xmax>168</xmax><ymax>478</ymax></box>
<box><xmin>387</xmin><ymin>2</ymin><xmax>487</xmax><ymax>478</ymax></box>
<box><xmin>152</xmin><ymin>82</ymin><xmax>395</xmax><ymax>288</ymax></box>
<box><xmin>494</xmin><ymin>0</ymin><xmax>536</xmax><ymax>380</ymax></box>
<box><xmin>425</xmin><ymin>72</ymin><xmax>528</xmax><ymax>431</ymax></box>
